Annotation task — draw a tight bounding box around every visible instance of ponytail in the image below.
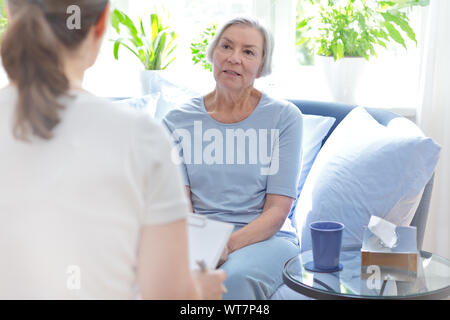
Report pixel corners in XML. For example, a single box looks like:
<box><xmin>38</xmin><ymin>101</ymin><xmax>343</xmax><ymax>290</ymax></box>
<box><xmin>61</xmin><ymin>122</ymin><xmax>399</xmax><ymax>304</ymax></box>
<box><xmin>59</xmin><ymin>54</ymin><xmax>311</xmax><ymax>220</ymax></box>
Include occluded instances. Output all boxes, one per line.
<box><xmin>1</xmin><ymin>0</ymin><xmax>109</xmax><ymax>141</ymax></box>
<box><xmin>1</xmin><ymin>2</ymin><xmax>68</xmax><ymax>140</ymax></box>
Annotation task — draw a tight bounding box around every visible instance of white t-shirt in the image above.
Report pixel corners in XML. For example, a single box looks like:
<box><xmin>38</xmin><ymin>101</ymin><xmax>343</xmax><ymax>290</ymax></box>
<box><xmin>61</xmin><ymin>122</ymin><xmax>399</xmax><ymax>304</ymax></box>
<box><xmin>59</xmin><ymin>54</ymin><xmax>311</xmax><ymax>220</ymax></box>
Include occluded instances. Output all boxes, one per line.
<box><xmin>0</xmin><ymin>86</ymin><xmax>189</xmax><ymax>299</ymax></box>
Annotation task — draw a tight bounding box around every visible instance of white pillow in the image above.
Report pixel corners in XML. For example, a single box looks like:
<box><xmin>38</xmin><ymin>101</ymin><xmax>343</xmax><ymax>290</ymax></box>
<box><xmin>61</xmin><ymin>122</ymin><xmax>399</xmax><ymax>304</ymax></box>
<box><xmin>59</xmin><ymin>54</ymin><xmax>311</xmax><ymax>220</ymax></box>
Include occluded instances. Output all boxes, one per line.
<box><xmin>151</xmin><ymin>76</ymin><xmax>199</xmax><ymax>121</ymax></box>
<box><xmin>288</xmin><ymin>114</ymin><xmax>336</xmax><ymax>230</ymax></box>
<box><xmin>296</xmin><ymin>107</ymin><xmax>441</xmax><ymax>251</ymax></box>
<box><xmin>298</xmin><ymin>114</ymin><xmax>336</xmax><ymax>196</ymax></box>
<box><xmin>116</xmin><ymin>73</ymin><xmax>199</xmax><ymax>121</ymax></box>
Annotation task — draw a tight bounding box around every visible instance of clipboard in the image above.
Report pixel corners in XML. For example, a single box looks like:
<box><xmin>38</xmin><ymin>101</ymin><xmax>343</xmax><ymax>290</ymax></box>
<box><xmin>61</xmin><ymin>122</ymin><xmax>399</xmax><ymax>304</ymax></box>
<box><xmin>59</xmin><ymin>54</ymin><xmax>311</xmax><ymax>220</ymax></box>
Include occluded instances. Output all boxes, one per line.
<box><xmin>187</xmin><ymin>214</ymin><xmax>234</xmax><ymax>270</ymax></box>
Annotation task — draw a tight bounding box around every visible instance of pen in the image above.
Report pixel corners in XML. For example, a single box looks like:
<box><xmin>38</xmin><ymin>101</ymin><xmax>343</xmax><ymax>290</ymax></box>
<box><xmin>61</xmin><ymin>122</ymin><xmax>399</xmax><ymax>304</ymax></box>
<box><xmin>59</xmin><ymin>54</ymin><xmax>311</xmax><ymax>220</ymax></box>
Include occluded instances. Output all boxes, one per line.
<box><xmin>195</xmin><ymin>260</ymin><xmax>228</xmax><ymax>294</ymax></box>
<box><xmin>196</xmin><ymin>260</ymin><xmax>207</xmax><ymax>272</ymax></box>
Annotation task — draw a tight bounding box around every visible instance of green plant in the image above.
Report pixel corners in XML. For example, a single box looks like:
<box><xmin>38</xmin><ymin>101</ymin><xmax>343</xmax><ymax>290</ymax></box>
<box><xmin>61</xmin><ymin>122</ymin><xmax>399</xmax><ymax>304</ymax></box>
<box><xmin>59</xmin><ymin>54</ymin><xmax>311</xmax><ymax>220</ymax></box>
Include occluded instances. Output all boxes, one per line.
<box><xmin>190</xmin><ymin>23</ymin><xmax>217</xmax><ymax>72</ymax></box>
<box><xmin>296</xmin><ymin>1</ymin><xmax>315</xmax><ymax>65</ymax></box>
<box><xmin>0</xmin><ymin>0</ymin><xmax>8</xmax><ymax>39</ymax></box>
<box><xmin>296</xmin><ymin>0</ymin><xmax>429</xmax><ymax>61</ymax></box>
<box><xmin>111</xmin><ymin>9</ymin><xmax>177</xmax><ymax>70</ymax></box>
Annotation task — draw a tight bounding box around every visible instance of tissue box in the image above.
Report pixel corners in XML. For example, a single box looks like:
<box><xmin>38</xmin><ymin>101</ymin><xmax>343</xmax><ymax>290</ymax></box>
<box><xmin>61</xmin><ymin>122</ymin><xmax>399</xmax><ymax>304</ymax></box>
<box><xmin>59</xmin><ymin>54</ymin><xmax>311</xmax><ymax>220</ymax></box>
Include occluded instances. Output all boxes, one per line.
<box><xmin>361</xmin><ymin>226</ymin><xmax>419</xmax><ymax>282</ymax></box>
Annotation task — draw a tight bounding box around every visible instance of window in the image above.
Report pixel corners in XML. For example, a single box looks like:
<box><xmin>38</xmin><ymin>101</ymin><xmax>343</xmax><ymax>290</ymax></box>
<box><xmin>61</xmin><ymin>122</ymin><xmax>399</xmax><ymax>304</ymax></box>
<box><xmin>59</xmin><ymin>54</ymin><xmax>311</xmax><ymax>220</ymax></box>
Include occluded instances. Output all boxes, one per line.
<box><xmin>0</xmin><ymin>0</ymin><xmax>298</xmax><ymax>97</ymax></box>
<box><xmin>288</xmin><ymin>0</ymin><xmax>425</xmax><ymax>114</ymax></box>
<box><xmin>80</xmin><ymin>0</ymin><xmax>299</xmax><ymax>97</ymax></box>
<box><xmin>0</xmin><ymin>0</ymin><xmax>426</xmax><ymax>115</ymax></box>
<box><xmin>84</xmin><ymin>0</ymin><xmax>257</xmax><ymax>97</ymax></box>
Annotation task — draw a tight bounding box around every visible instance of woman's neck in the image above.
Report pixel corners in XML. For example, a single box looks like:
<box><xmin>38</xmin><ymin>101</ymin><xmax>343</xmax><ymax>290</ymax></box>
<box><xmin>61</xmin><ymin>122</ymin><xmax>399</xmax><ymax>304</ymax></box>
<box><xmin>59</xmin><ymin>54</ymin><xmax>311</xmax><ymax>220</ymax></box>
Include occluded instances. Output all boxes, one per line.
<box><xmin>61</xmin><ymin>45</ymin><xmax>92</xmax><ymax>92</ymax></box>
<box><xmin>64</xmin><ymin>63</ymin><xmax>85</xmax><ymax>91</ymax></box>
<box><xmin>206</xmin><ymin>86</ymin><xmax>261</xmax><ymax>114</ymax></box>
<box><xmin>204</xmin><ymin>86</ymin><xmax>263</xmax><ymax>124</ymax></box>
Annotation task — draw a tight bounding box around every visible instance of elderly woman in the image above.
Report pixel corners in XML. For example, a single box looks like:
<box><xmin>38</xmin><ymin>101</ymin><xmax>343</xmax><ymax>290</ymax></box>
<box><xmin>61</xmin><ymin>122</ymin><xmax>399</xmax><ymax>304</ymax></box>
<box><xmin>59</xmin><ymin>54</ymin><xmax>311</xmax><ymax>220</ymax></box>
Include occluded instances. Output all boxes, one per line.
<box><xmin>163</xmin><ymin>17</ymin><xmax>303</xmax><ymax>300</ymax></box>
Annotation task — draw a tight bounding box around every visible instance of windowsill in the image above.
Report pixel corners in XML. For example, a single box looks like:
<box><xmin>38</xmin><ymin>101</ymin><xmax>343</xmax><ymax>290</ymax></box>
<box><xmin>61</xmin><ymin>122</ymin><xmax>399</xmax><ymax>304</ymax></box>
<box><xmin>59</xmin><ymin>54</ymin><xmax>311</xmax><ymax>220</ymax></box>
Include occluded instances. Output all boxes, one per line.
<box><xmin>0</xmin><ymin>62</ymin><xmax>418</xmax><ymax>123</ymax></box>
<box><xmin>85</xmin><ymin>63</ymin><xmax>418</xmax><ymax>124</ymax></box>
<box><xmin>255</xmin><ymin>63</ymin><xmax>419</xmax><ymax>123</ymax></box>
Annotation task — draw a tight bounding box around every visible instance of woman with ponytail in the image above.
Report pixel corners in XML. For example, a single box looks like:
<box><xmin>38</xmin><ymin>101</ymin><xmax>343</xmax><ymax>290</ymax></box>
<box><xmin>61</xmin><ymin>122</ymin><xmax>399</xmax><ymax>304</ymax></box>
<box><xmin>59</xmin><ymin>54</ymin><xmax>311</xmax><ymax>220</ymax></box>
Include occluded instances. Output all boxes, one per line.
<box><xmin>0</xmin><ymin>0</ymin><xmax>225</xmax><ymax>299</ymax></box>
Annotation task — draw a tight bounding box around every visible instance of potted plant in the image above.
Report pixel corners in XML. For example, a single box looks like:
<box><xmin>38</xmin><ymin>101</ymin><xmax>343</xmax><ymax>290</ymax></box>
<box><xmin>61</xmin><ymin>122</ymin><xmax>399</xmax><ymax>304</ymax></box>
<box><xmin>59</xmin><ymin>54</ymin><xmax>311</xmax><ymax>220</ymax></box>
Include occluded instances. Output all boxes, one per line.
<box><xmin>190</xmin><ymin>23</ymin><xmax>217</xmax><ymax>72</ymax></box>
<box><xmin>296</xmin><ymin>0</ymin><xmax>429</xmax><ymax>104</ymax></box>
<box><xmin>110</xmin><ymin>9</ymin><xmax>177</xmax><ymax>94</ymax></box>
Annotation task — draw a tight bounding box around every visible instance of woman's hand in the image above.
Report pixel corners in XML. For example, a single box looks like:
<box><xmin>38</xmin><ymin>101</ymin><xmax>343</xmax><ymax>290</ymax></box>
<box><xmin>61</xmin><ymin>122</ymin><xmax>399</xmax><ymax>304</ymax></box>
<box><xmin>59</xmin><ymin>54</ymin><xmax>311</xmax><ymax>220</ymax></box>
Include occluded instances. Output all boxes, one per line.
<box><xmin>194</xmin><ymin>269</ymin><xmax>227</xmax><ymax>300</ymax></box>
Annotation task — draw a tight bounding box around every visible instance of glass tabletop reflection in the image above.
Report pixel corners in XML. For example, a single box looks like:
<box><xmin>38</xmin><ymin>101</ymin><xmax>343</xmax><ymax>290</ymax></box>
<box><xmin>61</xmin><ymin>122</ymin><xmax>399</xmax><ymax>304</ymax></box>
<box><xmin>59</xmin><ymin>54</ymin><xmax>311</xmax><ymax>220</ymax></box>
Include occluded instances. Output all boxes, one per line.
<box><xmin>283</xmin><ymin>246</ymin><xmax>450</xmax><ymax>299</ymax></box>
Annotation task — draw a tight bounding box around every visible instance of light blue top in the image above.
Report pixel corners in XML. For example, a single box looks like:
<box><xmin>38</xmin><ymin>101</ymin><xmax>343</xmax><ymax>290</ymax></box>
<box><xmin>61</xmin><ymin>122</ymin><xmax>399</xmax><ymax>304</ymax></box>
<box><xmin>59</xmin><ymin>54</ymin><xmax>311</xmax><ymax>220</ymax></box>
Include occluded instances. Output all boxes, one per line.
<box><xmin>162</xmin><ymin>92</ymin><xmax>303</xmax><ymax>241</ymax></box>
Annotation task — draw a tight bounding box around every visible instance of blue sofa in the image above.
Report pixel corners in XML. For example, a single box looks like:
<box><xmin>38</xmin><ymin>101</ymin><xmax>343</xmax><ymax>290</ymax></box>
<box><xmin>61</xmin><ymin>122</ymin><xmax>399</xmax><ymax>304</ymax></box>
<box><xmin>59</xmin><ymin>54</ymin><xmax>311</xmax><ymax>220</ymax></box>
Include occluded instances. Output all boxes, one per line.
<box><xmin>269</xmin><ymin>99</ymin><xmax>434</xmax><ymax>300</ymax></box>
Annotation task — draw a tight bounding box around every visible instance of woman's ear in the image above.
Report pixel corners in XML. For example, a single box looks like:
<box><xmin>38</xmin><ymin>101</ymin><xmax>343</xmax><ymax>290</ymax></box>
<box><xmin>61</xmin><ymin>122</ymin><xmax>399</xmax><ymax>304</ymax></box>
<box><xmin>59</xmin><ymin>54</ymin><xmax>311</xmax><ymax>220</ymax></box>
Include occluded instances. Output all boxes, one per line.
<box><xmin>94</xmin><ymin>2</ymin><xmax>110</xmax><ymax>38</ymax></box>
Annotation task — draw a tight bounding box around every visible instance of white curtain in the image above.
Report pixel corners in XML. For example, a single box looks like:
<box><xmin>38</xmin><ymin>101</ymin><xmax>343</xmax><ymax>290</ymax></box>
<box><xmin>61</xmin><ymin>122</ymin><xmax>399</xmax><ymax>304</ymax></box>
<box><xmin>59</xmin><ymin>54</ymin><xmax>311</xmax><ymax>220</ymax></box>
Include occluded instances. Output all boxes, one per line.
<box><xmin>417</xmin><ymin>0</ymin><xmax>450</xmax><ymax>260</ymax></box>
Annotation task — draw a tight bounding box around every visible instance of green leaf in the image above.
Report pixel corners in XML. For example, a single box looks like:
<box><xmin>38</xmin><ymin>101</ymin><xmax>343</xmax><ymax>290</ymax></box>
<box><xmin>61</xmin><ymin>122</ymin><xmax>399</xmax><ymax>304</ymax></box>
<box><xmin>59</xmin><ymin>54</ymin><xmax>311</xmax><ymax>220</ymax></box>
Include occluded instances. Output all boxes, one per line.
<box><xmin>111</xmin><ymin>9</ymin><xmax>123</xmax><ymax>34</ymax></box>
<box><xmin>153</xmin><ymin>32</ymin><xmax>167</xmax><ymax>70</ymax></box>
<box><xmin>113</xmin><ymin>38</ymin><xmax>140</xmax><ymax>61</ymax></box>
<box><xmin>161</xmin><ymin>56</ymin><xmax>176</xmax><ymax>70</ymax></box>
<box><xmin>386</xmin><ymin>0</ymin><xmax>429</xmax><ymax>10</ymax></box>
<box><xmin>121</xmin><ymin>12</ymin><xmax>139</xmax><ymax>37</ymax></box>
<box><xmin>138</xmin><ymin>49</ymin><xmax>147</xmax><ymax>65</ymax></box>
<box><xmin>378</xmin><ymin>1</ymin><xmax>396</xmax><ymax>9</ymax></box>
<box><xmin>296</xmin><ymin>18</ymin><xmax>310</xmax><ymax>30</ymax></box>
<box><xmin>335</xmin><ymin>39</ymin><xmax>344</xmax><ymax>60</ymax></box>
<box><xmin>381</xmin><ymin>12</ymin><xmax>416</xmax><ymax>44</ymax></box>
<box><xmin>151</xmin><ymin>14</ymin><xmax>159</xmax><ymax>44</ymax></box>
<box><xmin>128</xmin><ymin>37</ymin><xmax>143</xmax><ymax>48</ymax></box>
<box><xmin>112</xmin><ymin>9</ymin><xmax>142</xmax><ymax>47</ymax></box>
<box><xmin>190</xmin><ymin>23</ymin><xmax>217</xmax><ymax>71</ymax></box>
<box><xmin>384</xmin><ymin>21</ymin><xmax>406</xmax><ymax>49</ymax></box>
<box><xmin>377</xmin><ymin>39</ymin><xmax>387</xmax><ymax>48</ymax></box>
<box><xmin>139</xmin><ymin>18</ymin><xmax>146</xmax><ymax>37</ymax></box>
<box><xmin>164</xmin><ymin>37</ymin><xmax>177</xmax><ymax>56</ymax></box>
<box><xmin>296</xmin><ymin>38</ymin><xmax>307</xmax><ymax>46</ymax></box>
<box><xmin>113</xmin><ymin>38</ymin><xmax>122</xmax><ymax>60</ymax></box>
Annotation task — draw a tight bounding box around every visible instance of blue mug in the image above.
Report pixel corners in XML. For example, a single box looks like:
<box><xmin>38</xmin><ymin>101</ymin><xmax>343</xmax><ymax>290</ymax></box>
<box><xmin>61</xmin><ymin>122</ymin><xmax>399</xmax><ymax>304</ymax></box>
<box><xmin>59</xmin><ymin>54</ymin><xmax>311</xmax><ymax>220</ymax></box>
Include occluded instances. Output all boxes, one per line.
<box><xmin>308</xmin><ymin>221</ymin><xmax>345</xmax><ymax>272</ymax></box>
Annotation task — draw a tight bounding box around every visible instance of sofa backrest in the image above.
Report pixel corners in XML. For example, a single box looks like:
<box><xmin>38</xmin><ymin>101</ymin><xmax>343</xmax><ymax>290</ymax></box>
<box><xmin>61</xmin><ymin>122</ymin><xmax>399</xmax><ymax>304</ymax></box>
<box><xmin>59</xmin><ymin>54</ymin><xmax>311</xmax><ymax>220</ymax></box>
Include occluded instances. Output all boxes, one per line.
<box><xmin>288</xmin><ymin>99</ymin><xmax>433</xmax><ymax>250</ymax></box>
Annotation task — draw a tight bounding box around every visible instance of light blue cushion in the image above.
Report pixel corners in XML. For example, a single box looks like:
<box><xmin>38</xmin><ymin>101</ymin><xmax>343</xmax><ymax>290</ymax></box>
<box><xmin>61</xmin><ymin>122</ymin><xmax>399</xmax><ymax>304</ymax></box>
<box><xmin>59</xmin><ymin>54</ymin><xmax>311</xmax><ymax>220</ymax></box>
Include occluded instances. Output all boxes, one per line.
<box><xmin>113</xmin><ymin>94</ymin><xmax>159</xmax><ymax>117</ymax></box>
<box><xmin>115</xmin><ymin>75</ymin><xmax>199</xmax><ymax>121</ymax></box>
<box><xmin>297</xmin><ymin>115</ymin><xmax>336</xmax><ymax>196</ymax></box>
<box><xmin>153</xmin><ymin>83</ymin><xmax>199</xmax><ymax>121</ymax></box>
<box><xmin>296</xmin><ymin>107</ymin><xmax>441</xmax><ymax>251</ymax></box>
<box><xmin>288</xmin><ymin>114</ymin><xmax>336</xmax><ymax>229</ymax></box>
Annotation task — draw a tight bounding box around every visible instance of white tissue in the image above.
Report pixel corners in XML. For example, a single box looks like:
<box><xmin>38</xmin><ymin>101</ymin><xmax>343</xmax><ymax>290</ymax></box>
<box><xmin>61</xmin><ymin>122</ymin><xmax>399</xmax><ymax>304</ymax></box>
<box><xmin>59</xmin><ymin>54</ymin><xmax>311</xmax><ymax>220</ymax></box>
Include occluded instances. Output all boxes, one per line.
<box><xmin>368</xmin><ymin>216</ymin><xmax>398</xmax><ymax>248</ymax></box>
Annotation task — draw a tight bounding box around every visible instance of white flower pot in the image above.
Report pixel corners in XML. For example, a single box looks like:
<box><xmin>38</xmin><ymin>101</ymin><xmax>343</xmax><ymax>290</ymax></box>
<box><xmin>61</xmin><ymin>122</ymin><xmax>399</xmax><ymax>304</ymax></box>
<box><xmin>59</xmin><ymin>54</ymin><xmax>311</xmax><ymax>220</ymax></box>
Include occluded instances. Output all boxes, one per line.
<box><xmin>315</xmin><ymin>55</ymin><xmax>368</xmax><ymax>105</ymax></box>
<box><xmin>140</xmin><ymin>70</ymin><xmax>164</xmax><ymax>95</ymax></box>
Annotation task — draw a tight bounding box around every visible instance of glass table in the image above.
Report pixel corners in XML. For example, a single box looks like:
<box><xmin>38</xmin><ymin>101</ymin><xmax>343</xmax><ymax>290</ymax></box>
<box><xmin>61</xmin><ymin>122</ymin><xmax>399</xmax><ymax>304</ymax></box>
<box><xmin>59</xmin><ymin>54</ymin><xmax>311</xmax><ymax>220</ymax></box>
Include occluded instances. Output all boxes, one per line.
<box><xmin>283</xmin><ymin>246</ymin><xmax>450</xmax><ymax>300</ymax></box>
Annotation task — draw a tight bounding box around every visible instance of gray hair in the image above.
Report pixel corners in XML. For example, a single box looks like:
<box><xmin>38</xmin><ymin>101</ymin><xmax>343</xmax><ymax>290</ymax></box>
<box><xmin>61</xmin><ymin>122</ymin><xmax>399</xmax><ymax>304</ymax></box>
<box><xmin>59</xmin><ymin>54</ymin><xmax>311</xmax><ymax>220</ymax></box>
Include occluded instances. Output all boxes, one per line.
<box><xmin>206</xmin><ymin>17</ymin><xmax>274</xmax><ymax>77</ymax></box>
